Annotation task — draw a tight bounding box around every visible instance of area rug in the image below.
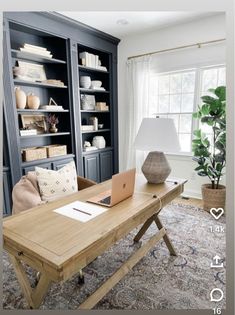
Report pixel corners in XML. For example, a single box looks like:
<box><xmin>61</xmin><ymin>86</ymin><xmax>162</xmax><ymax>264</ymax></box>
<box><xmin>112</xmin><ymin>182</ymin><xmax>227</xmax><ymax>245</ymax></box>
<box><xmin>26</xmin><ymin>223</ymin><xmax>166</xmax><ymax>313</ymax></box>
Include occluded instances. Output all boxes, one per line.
<box><xmin>2</xmin><ymin>202</ymin><xmax>226</xmax><ymax>310</ymax></box>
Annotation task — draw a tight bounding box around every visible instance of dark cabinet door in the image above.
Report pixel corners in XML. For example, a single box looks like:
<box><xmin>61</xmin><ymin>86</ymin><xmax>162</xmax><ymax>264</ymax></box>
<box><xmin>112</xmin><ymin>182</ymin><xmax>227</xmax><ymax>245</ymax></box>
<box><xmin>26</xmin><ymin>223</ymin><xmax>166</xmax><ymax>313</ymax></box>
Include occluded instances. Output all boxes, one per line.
<box><xmin>22</xmin><ymin>162</ymin><xmax>52</xmax><ymax>175</ymax></box>
<box><xmin>84</xmin><ymin>154</ymin><xmax>100</xmax><ymax>183</ymax></box>
<box><xmin>3</xmin><ymin>170</ymin><xmax>12</xmax><ymax>216</ymax></box>
<box><xmin>52</xmin><ymin>158</ymin><xmax>74</xmax><ymax>171</ymax></box>
<box><xmin>100</xmin><ymin>150</ymin><xmax>113</xmax><ymax>182</ymax></box>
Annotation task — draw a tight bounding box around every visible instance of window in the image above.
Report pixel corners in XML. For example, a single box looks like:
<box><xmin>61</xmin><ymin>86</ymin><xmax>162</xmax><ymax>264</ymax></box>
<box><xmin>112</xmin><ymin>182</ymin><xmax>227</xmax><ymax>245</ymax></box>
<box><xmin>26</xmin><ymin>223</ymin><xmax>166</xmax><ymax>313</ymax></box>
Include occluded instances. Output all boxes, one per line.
<box><xmin>149</xmin><ymin>65</ymin><xmax>226</xmax><ymax>154</ymax></box>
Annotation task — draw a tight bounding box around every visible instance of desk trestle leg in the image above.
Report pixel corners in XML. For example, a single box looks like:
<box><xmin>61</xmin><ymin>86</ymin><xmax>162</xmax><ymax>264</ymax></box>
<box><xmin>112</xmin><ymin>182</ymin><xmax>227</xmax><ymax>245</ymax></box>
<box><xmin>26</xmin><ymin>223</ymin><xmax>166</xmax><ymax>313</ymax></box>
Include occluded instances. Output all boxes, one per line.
<box><xmin>8</xmin><ymin>254</ymin><xmax>51</xmax><ymax>309</ymax></box>
<box><xmin>133</xmin><ymin>213</ymin><xmax>177</xmax><ymax>256</ymax></box>
<box><xmin>133</xmin><ymin>215</ymin><xmax>155</xmax><ymax>243</ymax></box>
<box><xmin>153</xmin><ymin>215</ymin><xmax>177</xmax><ymax>256</ymax></box>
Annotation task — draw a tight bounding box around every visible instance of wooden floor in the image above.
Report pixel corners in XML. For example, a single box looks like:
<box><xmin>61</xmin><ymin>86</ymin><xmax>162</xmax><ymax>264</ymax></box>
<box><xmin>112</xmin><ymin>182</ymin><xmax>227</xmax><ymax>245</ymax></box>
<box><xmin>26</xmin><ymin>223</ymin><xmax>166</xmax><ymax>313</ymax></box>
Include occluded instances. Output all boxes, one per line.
<box><xmin>174</xmin><ymin>196</ymin><xmax>203</xmax><ymax>208</ymax></box>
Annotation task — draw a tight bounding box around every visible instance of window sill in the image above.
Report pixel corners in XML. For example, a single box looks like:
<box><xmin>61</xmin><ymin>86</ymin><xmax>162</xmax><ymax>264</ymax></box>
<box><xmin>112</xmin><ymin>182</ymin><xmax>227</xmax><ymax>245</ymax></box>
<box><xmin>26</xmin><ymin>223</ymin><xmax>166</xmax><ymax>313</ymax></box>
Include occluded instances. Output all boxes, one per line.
<box><xmin>166</xmin><ymin>152</ymin><xmax>194</xmax><ymax>161</ymax></box>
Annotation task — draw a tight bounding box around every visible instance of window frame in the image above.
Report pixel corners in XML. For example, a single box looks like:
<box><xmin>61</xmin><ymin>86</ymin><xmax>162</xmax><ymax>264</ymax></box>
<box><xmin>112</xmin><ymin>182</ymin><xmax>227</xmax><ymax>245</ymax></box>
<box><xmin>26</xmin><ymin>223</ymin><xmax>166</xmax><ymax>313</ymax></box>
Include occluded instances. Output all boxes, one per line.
<box><xmin>150</xmin><ymin>64</ymin><xmax>226</xmax><ymax>156</ymax></box>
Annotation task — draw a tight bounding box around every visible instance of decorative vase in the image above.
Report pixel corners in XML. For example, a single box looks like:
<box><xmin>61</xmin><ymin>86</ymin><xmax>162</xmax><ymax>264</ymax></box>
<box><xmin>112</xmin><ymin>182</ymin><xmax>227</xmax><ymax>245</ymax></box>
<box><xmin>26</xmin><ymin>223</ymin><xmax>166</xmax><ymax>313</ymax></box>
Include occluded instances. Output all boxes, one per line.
<box><xmin>92</xmin><ymin>136</ymin><xmax>106</xmax><ymax>149</ymax></box>
<box><xmin>49</xmin><ymin>124</ymin><xmax>58</xmax><ymax>133</ymax></box>
<box><xmin>141</xmin><ymin>151</ymin><xmax>171</xmax><ymax>184</ymax></box>
<box><xmin>15</xmin><ymin>87</ymin><xmax>26</xmax><ymax>109</ymax></box>
<box><xmin>80</xmin><ymin>76</ymin><xmax>91</xmax><ymax>89</ymax></box>
<box><xmin>27</xmin><ymin>93</ymin><xmax>40</xmax><ymax>109</ymax></box>
<box><xmin>201</xmin><ymin>184</ymin><xmax>226</xmax><ymax>212</ymax></box>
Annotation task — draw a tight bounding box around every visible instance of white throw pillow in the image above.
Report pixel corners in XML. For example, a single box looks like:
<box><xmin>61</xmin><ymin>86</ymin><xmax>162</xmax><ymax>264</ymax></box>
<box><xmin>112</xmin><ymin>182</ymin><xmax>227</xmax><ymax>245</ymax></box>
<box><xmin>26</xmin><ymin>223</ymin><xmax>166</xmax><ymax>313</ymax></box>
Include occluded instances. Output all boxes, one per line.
<box><xmin>35</xmin><ymin>161</ymin><xmax>78</xmax><ymax>202</ymax></box>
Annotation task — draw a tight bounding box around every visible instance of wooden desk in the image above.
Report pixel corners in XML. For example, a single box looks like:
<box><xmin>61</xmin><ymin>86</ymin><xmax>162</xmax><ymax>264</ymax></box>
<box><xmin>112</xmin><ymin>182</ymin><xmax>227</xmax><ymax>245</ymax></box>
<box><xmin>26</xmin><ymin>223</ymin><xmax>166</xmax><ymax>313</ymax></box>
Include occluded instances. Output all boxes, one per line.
<box><xmin>3</xmin><ymin>175</ymin><xmax>186</xmax><ymax>309</ymax></box>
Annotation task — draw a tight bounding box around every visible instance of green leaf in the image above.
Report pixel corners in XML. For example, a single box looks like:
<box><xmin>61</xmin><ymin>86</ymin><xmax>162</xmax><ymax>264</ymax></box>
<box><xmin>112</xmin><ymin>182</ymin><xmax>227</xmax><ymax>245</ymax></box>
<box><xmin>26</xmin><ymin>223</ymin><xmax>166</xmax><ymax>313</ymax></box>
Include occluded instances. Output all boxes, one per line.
<box><xmin>215</xmin><ymin>141</ymin><xmax>225</xmax><ymax>151</ymax></box>
<box><xmin>194</xmin><ymin>165</ymin><xmax>204</xmax><ymax>171</ymax></box>
<box><xmin>215</xmin><ymin>86</ymin><xmax>226</xmax><ymax>101</ymax></box>
<box><xmin>192</xmin><ymin>139</ymin><xmax>202</xmax><ymax>144</ymax></box>
<box><xmin>193</xmin><ymin>129</ymin><xmax>201</xmax><ymax>138</ymax></box>
<box><xmin>201</xmin><ymin>137</ymin><xmax>210</xmax><ymax>147</ymax></box>
<box><xmin>197</xmin><ymin>171</ymin><xmax>207</xmax><ymax>176</ymax></box>
<box><xmin>192</xmin><ymin>156</ymin><xmax>200</xmax><ymax>162</ymax></box>
<box><xmin>214</xmin><ymin>154</ymin><xmax>225</xmax><ymax>163</ymax></box>
<box><xmin>201</xmin><ymin>116</ymin><xmax>214</xmax><ymax>126</ymax></box>
<box><xmin>201</xmin><ymin>95</ymin><xmax>218</xmax><ymax>105</ymax></box>
<box><xmin>216</xmin><ymin>163</ymin><xmax>223</xmax><ymax>172</ymax></box>
<box><xmin>201</xmin><ymin>104</ymin><xmax>210</xmax><ymax>115</ymax></box>
<box><xmin>217</xmin><ymin>119</ymin><xmax>226</xmax><ymax>128</ymax></box>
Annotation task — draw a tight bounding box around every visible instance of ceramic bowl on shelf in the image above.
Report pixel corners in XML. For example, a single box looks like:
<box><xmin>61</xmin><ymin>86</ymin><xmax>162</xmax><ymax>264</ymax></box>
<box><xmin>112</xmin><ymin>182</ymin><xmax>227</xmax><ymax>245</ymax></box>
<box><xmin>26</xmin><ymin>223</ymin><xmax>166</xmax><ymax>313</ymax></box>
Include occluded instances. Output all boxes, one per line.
<box><xmin>91</xmin><ymin>80</ymin><xmax>102</xmax><ymax>89</ymax></box>
<box><xmin>80</xmin><ymin>76</ymin><xmax>91</xmax><ymax>89</ymax></box>
<box><xmin>98</xmin><ymin>124</ymin><xmax>104</xmax><ymax>129</ymax></box>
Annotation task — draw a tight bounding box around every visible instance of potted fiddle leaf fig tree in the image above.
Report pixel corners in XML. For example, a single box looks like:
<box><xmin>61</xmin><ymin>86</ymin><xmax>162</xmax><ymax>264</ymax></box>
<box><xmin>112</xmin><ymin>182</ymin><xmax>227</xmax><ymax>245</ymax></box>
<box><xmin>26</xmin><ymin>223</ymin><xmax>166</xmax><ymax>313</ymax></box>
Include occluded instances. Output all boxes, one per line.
<box><xmin>192</xmin><ymin>86</ymin><xmax>226</xmax><ymax>212</ymax></box>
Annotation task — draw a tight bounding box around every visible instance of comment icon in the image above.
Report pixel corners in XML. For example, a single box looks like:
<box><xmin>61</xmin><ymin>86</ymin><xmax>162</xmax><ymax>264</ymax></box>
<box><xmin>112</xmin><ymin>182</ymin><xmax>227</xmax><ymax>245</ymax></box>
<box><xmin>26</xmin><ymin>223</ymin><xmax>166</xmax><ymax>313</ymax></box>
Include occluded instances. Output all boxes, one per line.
<box><xmin>210</xmin><ymin>288</ymin><xmax>224</xmax><ymax>302</ymax></box>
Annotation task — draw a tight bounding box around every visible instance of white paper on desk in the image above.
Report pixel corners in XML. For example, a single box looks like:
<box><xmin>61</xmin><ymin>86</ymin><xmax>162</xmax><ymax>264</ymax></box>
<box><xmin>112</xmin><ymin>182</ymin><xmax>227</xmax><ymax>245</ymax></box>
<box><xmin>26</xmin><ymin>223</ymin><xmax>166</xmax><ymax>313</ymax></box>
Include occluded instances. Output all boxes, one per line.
<box><xmin>53</xmin><ymin>201</ymin><xmax>107</xmax><ymax>222</ymax></box>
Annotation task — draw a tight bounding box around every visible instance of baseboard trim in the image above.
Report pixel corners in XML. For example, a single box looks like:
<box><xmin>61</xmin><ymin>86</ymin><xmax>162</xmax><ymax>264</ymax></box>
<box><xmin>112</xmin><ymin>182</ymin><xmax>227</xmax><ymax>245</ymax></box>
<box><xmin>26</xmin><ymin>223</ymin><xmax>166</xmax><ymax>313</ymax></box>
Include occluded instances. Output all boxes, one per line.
<box><xmin>181</xmin><ymin>189</ymin><xmax>202</xmax><ymax>200</ymax></box>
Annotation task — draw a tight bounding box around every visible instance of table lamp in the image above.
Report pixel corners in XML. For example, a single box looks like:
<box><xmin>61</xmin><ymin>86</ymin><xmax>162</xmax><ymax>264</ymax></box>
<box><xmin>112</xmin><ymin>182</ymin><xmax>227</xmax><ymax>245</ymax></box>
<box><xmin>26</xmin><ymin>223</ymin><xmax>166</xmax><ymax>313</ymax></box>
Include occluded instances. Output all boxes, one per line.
<box><xmin>134</xmin><ymin>117</ymin><xmax>181</xmax><ymax>183</ymax></box>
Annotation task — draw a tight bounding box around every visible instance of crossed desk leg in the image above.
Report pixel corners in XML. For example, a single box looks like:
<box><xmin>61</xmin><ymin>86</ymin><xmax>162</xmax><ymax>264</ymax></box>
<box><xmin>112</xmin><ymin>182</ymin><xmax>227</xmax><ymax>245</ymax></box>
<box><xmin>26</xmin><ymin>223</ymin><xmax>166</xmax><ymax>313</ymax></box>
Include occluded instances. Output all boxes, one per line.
<box><xmin>134</xmin><ymin>213</ymin><xmax>177</xmax><ymax>256</ymax></box>
<box><xmin>8</xmin><ymin>254</ymin><xmax>51</xmax><ymax>309</ymax></box>
<box><xmin>8</xmin><ymin>212</ymin><xmax>176</xmax><ymax>309</ymax></box>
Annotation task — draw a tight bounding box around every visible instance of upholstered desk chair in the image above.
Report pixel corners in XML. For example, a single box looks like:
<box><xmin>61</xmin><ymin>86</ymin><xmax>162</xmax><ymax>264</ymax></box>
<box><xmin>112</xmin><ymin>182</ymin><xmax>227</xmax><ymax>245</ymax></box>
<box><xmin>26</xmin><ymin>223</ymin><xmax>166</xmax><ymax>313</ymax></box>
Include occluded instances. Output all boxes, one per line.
<box><xmin>12</xmin><ymin>173</ymin><xmax>96</xmax><ymax>215</ymax></box>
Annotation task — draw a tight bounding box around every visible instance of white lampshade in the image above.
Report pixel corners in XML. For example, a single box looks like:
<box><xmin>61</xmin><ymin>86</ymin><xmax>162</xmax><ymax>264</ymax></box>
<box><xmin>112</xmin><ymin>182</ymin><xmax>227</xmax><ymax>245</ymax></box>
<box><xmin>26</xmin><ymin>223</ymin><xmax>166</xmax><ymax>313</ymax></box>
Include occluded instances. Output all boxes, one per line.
<box><xmin>134</xmin><ymin>118</ymin><xmax>181</xmax><ymax>153</ymax></box>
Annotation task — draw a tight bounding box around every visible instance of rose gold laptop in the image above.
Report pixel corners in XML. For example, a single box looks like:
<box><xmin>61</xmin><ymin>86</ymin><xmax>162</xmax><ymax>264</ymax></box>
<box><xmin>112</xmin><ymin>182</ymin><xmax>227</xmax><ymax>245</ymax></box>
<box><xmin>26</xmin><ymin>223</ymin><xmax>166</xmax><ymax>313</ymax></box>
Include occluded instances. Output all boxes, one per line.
<box><xmin>87</xmin><ymin>168</ymin><xmax>136</xmax><ymax>207</ymax></box>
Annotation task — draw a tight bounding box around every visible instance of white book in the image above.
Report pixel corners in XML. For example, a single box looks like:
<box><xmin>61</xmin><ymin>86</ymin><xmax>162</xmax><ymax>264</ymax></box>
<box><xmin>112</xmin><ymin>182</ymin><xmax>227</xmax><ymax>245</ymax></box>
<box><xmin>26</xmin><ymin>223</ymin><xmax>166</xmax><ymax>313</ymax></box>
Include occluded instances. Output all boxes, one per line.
<box><xmin>20</xmin><ymin>47</ymin><xmax>52</xmax><ymax>58</ymax></box>
<box><xmin>79</xmin><ymin>51</ymin><xmax>87</xmax><ymax>60</ymax></box>
<box><xmin>90</xmin><ymin>87</ymin><xmax>105</xmax><ymax>91</ymax></box>
<box><xmin>84</xmin><ymin>146</ymin><xmax>98</xmax><ymax>152</ymax></box>
<box><xmin>39</xmin><ymin>105</ymin><xmax>64</xmax><ymax>110</ymax></box>
<box><xmin>24</xmin><ymin>43</ymin><xmax>47</xmax><ymax>51</ymax></box>
<box><xmin>90</xmin><ymin>54</ymin><xmax>94</xmax><ymax>68</ymax></box>
<box><xmin>98</xmin><ymin>66</ymin><xmax>108</xmax><ymax>71</ymax></box>
<box><xmin>79</xmin><ymin>52</ymin><xmax>90</xmax><ymax>67</ymax></box>
<box><xmin>23</xmin><ymin>46</ymin><xmax>51</xmax><ymax>53</ymax></box>
<box><xmin>95</xmin><ymin>55</ymin><xmax>99</xmax><ymax>68</ymax></box>
<box><xmin>20</xmin><ymin>129</ymin><xmax>37</xmax><ymax>136</ymax></box>
<box><xmin>88</xmin><ymin>53</ymin><xmax>92</xmax><ymax>67</ymax></box>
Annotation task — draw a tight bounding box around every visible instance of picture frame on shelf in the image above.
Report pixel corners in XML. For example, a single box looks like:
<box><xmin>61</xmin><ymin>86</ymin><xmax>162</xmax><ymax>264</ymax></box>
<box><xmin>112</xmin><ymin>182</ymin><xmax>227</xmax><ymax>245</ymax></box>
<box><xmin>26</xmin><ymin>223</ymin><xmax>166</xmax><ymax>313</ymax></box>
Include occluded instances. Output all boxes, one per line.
<box><xmin>21</xmin><ymin>114</ymin><xmax>47</xmax><ymax>134</ymax></box>
<box><xmin>16</xmin><ymin>61</ymin><xmax>47</xmax><ymax>82</ymax></box>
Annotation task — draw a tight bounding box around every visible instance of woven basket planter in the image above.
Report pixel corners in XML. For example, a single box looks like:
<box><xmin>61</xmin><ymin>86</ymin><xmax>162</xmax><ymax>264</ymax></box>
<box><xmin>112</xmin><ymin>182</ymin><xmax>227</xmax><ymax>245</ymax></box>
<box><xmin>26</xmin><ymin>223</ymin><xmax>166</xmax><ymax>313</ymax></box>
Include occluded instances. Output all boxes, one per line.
<box><xmin>201</xmin><ymin>184</ymin><xmax>226</xmax><ymax>212</ymax></box>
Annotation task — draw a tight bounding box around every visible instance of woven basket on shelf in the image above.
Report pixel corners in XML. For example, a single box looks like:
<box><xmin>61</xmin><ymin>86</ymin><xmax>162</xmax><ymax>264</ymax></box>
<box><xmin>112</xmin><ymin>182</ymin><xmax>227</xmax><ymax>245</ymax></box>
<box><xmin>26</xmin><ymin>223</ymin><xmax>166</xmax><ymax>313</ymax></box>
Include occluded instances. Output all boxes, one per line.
<box><xmin>22</xmin><ymin>147</ymin><xmax>47</xmax><ymax>162</ymax></box>
<box><xmin>201</xmin><ymin>184</ymin><xmax>226</xmax><ymax>213</ymax></box>
<box><xmin>46</xmin><ymin>144</ymin><xmax>67</xmax><ymax>158</ymax></box>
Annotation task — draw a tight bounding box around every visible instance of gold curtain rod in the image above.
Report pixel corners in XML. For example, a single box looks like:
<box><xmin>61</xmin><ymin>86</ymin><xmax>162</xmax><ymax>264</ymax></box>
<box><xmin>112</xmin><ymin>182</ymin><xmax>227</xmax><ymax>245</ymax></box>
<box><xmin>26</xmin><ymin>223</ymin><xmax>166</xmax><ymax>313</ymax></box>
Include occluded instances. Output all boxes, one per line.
<box><xmin>127</xmin><ymin>38</ymin><xmax>226</xmax><ymax>60</ymax></box>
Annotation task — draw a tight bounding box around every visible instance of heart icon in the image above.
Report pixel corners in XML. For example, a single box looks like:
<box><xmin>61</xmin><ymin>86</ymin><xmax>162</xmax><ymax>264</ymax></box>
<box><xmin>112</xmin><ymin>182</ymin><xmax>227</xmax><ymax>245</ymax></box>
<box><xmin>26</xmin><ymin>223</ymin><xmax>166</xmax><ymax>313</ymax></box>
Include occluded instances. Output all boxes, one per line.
<box><xmin>210</xmin><ymin>207</ymin><xmax>224</xmax><ymax>220</ymax></box>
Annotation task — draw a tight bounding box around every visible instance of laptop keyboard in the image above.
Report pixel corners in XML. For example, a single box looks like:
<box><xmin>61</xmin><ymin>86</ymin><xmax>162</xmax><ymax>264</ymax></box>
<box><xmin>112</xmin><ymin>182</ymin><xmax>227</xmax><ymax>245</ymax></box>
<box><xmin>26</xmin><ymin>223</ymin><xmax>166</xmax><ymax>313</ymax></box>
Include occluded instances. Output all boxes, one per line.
<box><xmin>99</xmin><ymin>195</ymin><xmax>111</xmax><ymax>205</ymax></box>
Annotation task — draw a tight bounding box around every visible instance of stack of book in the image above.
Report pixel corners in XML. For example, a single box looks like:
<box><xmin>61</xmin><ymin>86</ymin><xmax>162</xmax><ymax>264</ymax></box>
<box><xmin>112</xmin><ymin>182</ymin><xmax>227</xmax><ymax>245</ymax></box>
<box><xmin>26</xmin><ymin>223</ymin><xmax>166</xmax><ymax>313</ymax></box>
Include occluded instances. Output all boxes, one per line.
<box><xmin>20</xmin><ymin>44</ymin><xmax>53</xmax><ymax>59</ymax></box>
<box><xmin>95</xmin><ymin>102</ymin><xmax>109</xmax><ymax>111</ymax></box>
<box><xmin>84</xmin><ymin>146</ymin><xmax>98</xmax><ymax>152</ymax></box>
<box><xmin>20</xmin><ymin>129</ymin><xmax>37</xmax><ymax>136</ymax></box>
<box><xmin>41</xmin><ymin>79</ymin><xmax>65</xmax><ymax>86</ymax></box>
<box><xmin>79</xmin><ymin>51</ymin><xmax>107</xmax><ymax>71</ymax></box>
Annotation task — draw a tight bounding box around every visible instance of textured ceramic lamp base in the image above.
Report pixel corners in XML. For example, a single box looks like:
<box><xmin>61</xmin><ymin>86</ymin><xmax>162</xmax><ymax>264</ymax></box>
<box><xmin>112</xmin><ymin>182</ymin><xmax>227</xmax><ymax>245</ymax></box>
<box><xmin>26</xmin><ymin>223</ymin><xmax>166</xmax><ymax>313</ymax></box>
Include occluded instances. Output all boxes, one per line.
<box><xmin>141</xmin><ymin>151</ymin><xmax>171</xmax><ymax>184</ymax></box>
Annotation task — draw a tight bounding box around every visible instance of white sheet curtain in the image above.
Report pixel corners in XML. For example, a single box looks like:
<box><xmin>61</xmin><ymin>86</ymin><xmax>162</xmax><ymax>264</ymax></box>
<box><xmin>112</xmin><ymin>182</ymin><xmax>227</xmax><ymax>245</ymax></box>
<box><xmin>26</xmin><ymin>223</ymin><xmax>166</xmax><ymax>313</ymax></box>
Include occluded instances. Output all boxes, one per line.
<box><xmin>124</xmin><ymin>55</ymin><xmax>151</xmax><ymax>170</ymax></box>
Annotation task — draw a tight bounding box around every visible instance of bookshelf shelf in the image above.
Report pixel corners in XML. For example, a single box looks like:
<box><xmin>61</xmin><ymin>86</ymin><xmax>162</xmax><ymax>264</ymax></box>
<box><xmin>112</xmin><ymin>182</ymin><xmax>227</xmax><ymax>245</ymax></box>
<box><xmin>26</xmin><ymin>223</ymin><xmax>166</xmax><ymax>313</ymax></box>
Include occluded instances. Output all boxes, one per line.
<box><xmin>11</xmin><ymin>49</ymin><xmax>66</xmax><ymax>64</ymax></box>
<box><xmin>20</xmin><ymin>132</ymin><xmax>70</xmax><ymax>139</ymax></box>
<box><xmin>14</xmin><ymin>79</ymin><xmax>68</xmax><ymax>88</ymax></box>
<box><xmin>78</xmin><ymin>65</ymin><xmax>109</xmax><ymax>74</ymax></box>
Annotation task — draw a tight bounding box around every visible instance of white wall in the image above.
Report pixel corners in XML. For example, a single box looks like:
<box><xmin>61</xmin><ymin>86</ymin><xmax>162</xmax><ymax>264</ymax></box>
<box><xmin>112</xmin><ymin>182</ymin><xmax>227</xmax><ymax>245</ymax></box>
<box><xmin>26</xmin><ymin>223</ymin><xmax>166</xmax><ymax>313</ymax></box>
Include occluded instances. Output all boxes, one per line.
<box><xmin>118</xmin><ymin>14</ymin><xmax>226</xmax><ymax>198</ymax></box>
